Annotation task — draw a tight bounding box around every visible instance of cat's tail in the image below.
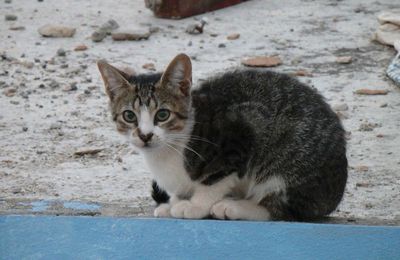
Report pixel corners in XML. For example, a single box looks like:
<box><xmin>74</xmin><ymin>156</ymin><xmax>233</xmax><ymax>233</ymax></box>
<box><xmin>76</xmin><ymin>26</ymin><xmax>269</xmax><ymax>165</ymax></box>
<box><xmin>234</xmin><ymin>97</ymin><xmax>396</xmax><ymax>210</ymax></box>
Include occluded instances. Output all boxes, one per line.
<box><xmin>151</xmin><ymin>180</ymin><xmax>170</xmax><ymax>205</ymax></box>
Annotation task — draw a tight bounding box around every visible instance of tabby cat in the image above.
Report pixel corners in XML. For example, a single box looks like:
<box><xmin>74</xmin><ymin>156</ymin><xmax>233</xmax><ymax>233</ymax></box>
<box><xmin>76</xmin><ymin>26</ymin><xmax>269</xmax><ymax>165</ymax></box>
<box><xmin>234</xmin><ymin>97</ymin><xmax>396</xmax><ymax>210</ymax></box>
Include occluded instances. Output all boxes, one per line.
<box><xmin>97</xmin><ymin>53</ymin><xmax>347</xmax><ymax>221</ymax></box>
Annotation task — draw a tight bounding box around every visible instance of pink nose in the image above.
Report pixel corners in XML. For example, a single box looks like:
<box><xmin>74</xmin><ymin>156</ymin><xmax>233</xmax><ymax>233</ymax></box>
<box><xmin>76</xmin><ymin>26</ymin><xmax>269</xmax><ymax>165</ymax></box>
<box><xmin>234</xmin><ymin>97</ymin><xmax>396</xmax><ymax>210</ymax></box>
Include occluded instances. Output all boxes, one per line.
<box><xmin>138</xmin><ymin>132</ymin><xmax>153</xmax><ymax>143</ymax></box>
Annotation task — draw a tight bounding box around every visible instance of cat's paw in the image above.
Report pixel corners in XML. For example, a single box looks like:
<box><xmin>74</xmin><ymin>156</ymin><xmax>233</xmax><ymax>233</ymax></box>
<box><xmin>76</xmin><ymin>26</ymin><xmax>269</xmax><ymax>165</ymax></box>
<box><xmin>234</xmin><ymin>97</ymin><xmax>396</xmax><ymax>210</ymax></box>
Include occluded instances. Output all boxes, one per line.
<box><xmin>170</xmin><ymin>200</ymin><xmax>209</xmax><ymax>219</ymax></box>
<box><xmin>154</xmin><ymin>203</ymin><xmax>172</xmax><ymax>218</ymax></box>
<box><xmin>210</xmin><ymin>200</ymin><xmax>242</xmax><ymax>220</ymax></box>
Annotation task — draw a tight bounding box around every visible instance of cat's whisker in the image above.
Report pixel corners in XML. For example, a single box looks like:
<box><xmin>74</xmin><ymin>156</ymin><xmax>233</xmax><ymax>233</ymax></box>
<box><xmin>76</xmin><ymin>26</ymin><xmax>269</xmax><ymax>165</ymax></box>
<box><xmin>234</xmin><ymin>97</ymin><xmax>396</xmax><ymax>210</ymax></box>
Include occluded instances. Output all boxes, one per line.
<box><xmin>160</xmin><ymin>140</ymin><xmax>185</xmax><ymax>161</ymax></box>
<box><xmin>166</xmin><ymin>134</ymin><xmax>218</xmax><ymax>146</ymax></box>
<box><xmin>165</xmin><ymin>140</ymin><xmax>205</xmax><ymax>161</ymax></box>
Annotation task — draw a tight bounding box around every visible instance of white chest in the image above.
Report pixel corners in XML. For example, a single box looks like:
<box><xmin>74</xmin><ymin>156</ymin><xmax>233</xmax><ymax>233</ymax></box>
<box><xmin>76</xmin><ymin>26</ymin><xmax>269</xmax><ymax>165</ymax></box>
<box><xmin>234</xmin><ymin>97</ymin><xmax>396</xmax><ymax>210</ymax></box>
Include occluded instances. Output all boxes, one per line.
<box><xmin>143</xmin><ymin>149</ymin><xmax>194</xmax><ymax>196</ymax></box>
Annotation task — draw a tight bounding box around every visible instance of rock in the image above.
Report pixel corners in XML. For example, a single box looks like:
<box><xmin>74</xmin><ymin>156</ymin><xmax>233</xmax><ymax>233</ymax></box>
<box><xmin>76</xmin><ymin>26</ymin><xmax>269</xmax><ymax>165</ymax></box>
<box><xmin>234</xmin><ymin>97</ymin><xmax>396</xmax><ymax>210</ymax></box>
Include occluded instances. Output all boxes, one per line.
<box><xmin>373</xmin><ymin>23</ymin><xmax>400</xmax><ymax>46</ymax></box>
<box><xmin>380</xmin><ymin>103</ymin><xmax>388</xmax><ymax>108</ymax></box>
<box><xmin>356</xmin><ymin>182</ymin><xmax>371</xmax><ymax>187</ymax></box>
<box><xmin>63</xmin><ymin>82</ymin><xmax>78</xmax><ymax>92</ymax></box>
<box><xmin>227</xmin><ymin>33</ymin><xmax>240</xmax><ymax>40</ymax></box>
<box><xmin>49</xmin><ymin>80</ymin><xmax>60</xmax><ymax>89</ymax></box>
<box><xmin>91</xmin><ymin>30</ymin><xmax>107</xmax><ymax>42</ymax></box>
<box><xmin>332</xmin><ymin>103</ymin><xmax>349</xmax><ymax>111</ymax></box>
<box><xmin>38</xmin><ymin>25</ymin><xmax>76</xmax><ymax>38</ymax></box>
<box><xmin>186</xmin><ymin>18</ymin><xmax>207</xmax><ymax>35</ymax></box>
<box><xmin>5</xmin><ymin>0</ymin><xmax>12</xmax><ymax>3</ymax></box>
<box><xmin>242</xmin><ymin>56</ymin><xmax>282</xmax><ymax>67</ymax></box>
<box><xmin>112</xmin><ymin>30</ymin><xmax>151</xmax><ymax>41</ymax></box>
<box><xmin>9</xmin><ymin>26</ymin><xmax>25</xmax><ymax>31</ymax></box>
<box><xmin>74</xmin><ymin>44</ymin><xmax>88</xmax><ymax>51</ymax></box>
<box><xmin>354</xmin><ymin>165</ymin><xmax>369</xmax><ymax>172</ymax></box>
<box><xmin>336</xmin><ymin>111</ymin><xmax>349</xmax><ymax>120</ymax></box>
<box><xmin>218</xmin><ymin>43</ymin><xmax>226</xmax><ymax>48</ymax></box>
<box><xmin>378</xmin><ymin>11</ymin><xmax>400</xmax><ymax>26</ymax></box>
<box><xmin>3</xmin><ymin>88</ymin><xmax>17</xmax><ymax>97</ymax></box>
<box><xmin>359</xmin><ymin>122</ymin><xmax>381</xmax><ymax>132</ymax></box>
<box><xmin>294</xmin><ymin>69</ymin><xmax>312</xmax><ymax>77</ymax></box>
<box><xmin>142</xmin><ymin>63</ymin><xmax>155</xmax><ymax>71</ymax></box>
<box><xmin>19</xmin><ymin>60</ymin><xmax>34</xmax><ymax>69</ymax></box>
<box><xmin>336</xmin><ymin>56</ymin><xmax>352</xmax><ymax>64</ymax></box>
<box><xmin>74</xmin><ymin>147</ymin><xmax>104</xmax><ymax>156</ymax></box>
<box><xmin>56</xmin><ymin>48</ymin><xmax>66</xmax><ymax>56</ymax></box>
<box><xmin>355</xmin><ymin>89</ymin><xmax>389</xmax><ymax>95</ymax></box>
<box><xmin>100</xmin><ymin>19</ymin><xmax>119</xmax><ymax>34</ymax></box>
<box><xmin>22</xmin><ymin>127</ymin><xmax>28</xmax><ymax>132</ymax></box>
<box><xmin>5</xmin><ymin>14</ymin><xmax>17</xmax><ymax>21</ymax></box>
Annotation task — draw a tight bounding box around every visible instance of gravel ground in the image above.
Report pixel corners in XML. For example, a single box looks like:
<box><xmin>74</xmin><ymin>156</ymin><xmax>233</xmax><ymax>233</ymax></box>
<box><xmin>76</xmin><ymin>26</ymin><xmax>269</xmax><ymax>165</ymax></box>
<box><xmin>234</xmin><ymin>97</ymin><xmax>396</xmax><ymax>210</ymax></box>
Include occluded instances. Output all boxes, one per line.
<box><xmin>1</xmin><ymin>0</ymin><xmax>399</xmax><ymax>224</ymax></box>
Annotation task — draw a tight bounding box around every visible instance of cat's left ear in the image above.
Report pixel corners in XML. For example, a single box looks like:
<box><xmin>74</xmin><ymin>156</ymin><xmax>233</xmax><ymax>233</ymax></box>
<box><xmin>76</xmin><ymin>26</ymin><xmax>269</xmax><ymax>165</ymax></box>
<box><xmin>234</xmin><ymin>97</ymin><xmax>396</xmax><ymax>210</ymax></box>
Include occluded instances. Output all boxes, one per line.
<box><xmin>161</xmin><ymin>53</ymin><xmax>192</xmax><ymax>96</ymax></box>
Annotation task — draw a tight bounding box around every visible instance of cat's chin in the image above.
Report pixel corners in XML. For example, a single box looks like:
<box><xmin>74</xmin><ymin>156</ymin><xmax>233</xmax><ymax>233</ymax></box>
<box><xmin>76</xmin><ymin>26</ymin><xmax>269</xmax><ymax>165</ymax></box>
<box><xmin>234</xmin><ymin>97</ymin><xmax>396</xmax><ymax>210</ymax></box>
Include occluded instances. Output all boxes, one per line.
<box><xmin>133</xmin><ymin>142</ymin><xmax>161</xmax><ymax>151</ymax></box>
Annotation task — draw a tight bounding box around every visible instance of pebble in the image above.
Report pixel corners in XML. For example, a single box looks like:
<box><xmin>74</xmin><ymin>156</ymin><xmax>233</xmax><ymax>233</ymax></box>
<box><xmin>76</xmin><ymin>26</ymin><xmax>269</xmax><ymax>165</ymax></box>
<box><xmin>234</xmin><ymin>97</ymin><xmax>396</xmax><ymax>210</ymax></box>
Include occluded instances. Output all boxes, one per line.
<box><xmin>74</xmin><ymin>44</ymin><xmax>88</xmax><ymax>51</ymax></box>
<box><xmin>9</xmin><ymin>26</ymin><xmax>25</xmax><ymax>31</ymax></box>
<box><xmin>355</xmin><ymin>89</ymin><xmax>389</xmax><ymax>95</ymax></box>
<box><xmin>5</xmin><ymin>14</ymin><xmax>17</xmax><ymax>21</ymax></box>
<box><xmin>359</xmin><ymin>122</ymin><xmax>381</xmax><ymax>132</ymax></box>
<box><xmin>336</xmin><ymin>56</ymin><xmax>352</xmax><ymax>64</ymax></box>
<box><xmin>332</xmin><ymin>103</ymin><xmax>349</xmax><ymax>111</ymax></box>
<box><xmin>19</xmin><ymin>60</ymin><xmax>34</xmax><ymax>69</ymax></box>
<box><xmin>91</xmin><ymin>30</ymin><xmax>107</xmax><ymax>42</ymax></box>
<box><xmin>22</xmin><ymin>127</ymin><xmax>28</xmax><ymax>132</ymax></box>
<box><xmin>227</xmin><ymin>33</ymin><xmax>240</xmax><ymax>40</ymax></box>
<box><xmin>294</xmin><ymin>69</ymin><xmax>312</xmax><ymax>77</ymax></box>
<box><xmin>92</xmin><ymin>19</ymin><xmax>120</xmax><ymax>42</ymax></box>
<box><xmin>63</xmin><ymin>82</ymin><xmax>78</xmax><ymax>92</ymax></box>
<box><xmin>112</xmin><ymin>30</ymin><xmax>151</xmax><ymax>41</ymax></box>
<box><xmin>142</xmin><ymin>63</ymin><xmax>156</xmax><ymax>71</ymax></box>
<box><xmin>56</xmin><ymin>48</ymin><xmax>66</xmax><ymax>56</ymax></box>
<box><xmin>3</xmin><ymin>88</ymin><xmax>17</xmax><ymax>97</ymax></box>
<box><xmin>38</xmin><ymin>83</ymin><xmax>45</xmax><ymax>89</ymax></box>
<box><xmin>186</xmin><ymin>18</ymin><xmax>207</xmax><ymax>35</ymax></box>
<box><xmin>49</xmin><ymin>80</ymin><xmax>59</xmax><ymax>89</ymax></box>
<box><xmin>242</xmin><ymin>56</ymin><xmax>282</xmax><ymax>67</ymax></box>
<box><xmin>5</xmin><ymin>0</ymin><xmax>12</xmax><ymax>3</ymax></box>
<box><xmin>218</xmin><ymin>43</ymin><xmax>226</xmax><ymax>48</ymax></box>
<box><xmin>380</xmin><ymin>103</ymin><xmax>388</xmax><ymax>108</ymax></box>
<box><xmin>38</xmin><ymin>25</ymin><xmax>76</xmax><ymax>38</ymax></box>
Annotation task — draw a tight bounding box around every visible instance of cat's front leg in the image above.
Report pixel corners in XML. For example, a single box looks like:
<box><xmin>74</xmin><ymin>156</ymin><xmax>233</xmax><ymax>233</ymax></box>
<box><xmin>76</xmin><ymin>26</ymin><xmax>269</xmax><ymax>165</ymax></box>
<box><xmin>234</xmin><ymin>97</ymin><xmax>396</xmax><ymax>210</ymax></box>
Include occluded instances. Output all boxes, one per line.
<box><xmin>170</xmin><ymin>175</ymin><xmax>236</xmax><ymax>219</ymax></box>
<box><xmin>154</xmin><ymin>195</ymin><xmax>180</xmax><ymax>218</ymax></box>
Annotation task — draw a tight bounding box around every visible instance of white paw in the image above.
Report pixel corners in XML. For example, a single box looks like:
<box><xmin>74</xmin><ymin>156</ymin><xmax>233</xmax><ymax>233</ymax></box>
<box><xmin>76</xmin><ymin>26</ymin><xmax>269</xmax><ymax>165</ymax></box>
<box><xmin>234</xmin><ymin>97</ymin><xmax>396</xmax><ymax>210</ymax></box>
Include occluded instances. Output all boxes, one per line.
<box><xmin>154</xmin><ymin>203</ymin><xmax>171</xmax><ymax>218</ymax></box>
<box><xmin>170</xmin><ymin>200</ymin><xmax>209</xmax><ymax>219</ymax></box>
<box><xmin>211</xmin><ymin>200</ymin><xmax>242</xmax><ymax>220</ymax></box>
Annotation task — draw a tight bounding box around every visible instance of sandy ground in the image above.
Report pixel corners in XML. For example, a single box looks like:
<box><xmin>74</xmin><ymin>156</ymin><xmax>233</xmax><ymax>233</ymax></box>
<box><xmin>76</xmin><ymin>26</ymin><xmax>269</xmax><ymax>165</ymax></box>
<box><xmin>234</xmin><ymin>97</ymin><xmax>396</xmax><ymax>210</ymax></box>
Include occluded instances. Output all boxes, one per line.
<box><xmin>1</xmin><ymin>0</ymin><xmax>399</xmax><ymax>224</ymax></box>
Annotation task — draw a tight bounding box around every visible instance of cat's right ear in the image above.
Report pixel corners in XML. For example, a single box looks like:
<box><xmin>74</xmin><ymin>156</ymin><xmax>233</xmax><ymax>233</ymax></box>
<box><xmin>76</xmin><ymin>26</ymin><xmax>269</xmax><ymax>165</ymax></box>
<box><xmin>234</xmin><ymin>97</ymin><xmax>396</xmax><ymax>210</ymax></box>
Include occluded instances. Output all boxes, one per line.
<box><xmin>97</xmin><ymin>60</ymin><xmax>132</xmax><ymax>100</ymax></box>
<box><xmin>161</xmin><ymin>53</ymin><xmax>192</xmax><ymax>97</ymax></box>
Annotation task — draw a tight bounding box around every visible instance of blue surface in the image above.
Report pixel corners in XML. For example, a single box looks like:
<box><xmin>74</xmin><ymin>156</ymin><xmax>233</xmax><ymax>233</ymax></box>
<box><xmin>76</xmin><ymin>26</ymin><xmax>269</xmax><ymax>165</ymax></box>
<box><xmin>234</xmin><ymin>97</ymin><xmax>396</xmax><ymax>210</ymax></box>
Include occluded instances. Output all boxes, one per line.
<box><xmin>1</xmin><ymin>216</ymin><xmax>399</xmax><ymax>260</ymax></box>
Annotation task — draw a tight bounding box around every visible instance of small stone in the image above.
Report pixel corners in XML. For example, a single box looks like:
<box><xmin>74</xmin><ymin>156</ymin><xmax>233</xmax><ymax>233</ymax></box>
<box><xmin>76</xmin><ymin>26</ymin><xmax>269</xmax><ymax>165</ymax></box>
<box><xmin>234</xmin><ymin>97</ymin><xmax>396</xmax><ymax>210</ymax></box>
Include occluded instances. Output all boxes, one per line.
<box><xmin>336</xmin><ymin>111</ymin><xmax>349</xmax><ymax>120</ymax></box>
<box><xmin>354</xmin><ymin>165</ymin><xmax>369</xmax><ymax>172</ymax></box>
<box><xmin>49</xmin><ymin>80</ymin><xmax>59</xmax><ymax>89</ymax></box>
<box><xmin>5</xmin><ymin>0</ymin><xmax>12</xmax><ymax>3</ymax></box>
<box><xmin>91</xmin><ymin>30</ymin><xmax>107</xmax><ymax>42</ymax></box>
<box><xmin>84</xmin><ymin>89</ymin><xmax>91</xmax><ymax>95</ymax></box>
<box><xmin>112</xmin><ymin>30</ymin><xmax>151</xmax><ymax>41</ymax></box>
<box><xmin>38</xmin><ymin>83</ymin><xmax>45</xmax><ymax>89</ymax></box>
<box><xmin>56</xmin><ymin>48</ymin><xmax>66</xmax><ymax>56</ymax></box>
<box><xmin>359</xmin><ymin>122</ymin><xmax>381</xmax><ymax>132</ymax></box>
<box><xmin>9</xmin><ymin>26</ymin><xmax>25</xmax><ymax>31</ymax></box>
<box><xmin>74</xmin><ymin>147</ymin><xmax>104</xmax><ymax>156</ymax></box>
<box><xmin>60</xmin><ymin>64</ymin><xmax>68</xmax><ymax>69</ymax></box>
<box><xmin>142</xmin><ymin>63</ymin><xmax>156</xmax><ymax>71</ymax></box>
<box><xmin>294</xmin><ymin>69</ymin><xmax>312</xmax><ymax>77</ymax></box>
<box><xmin>149</xmin><ymin>26</ymin><xmax>160</xmax><ymax>33</ymax></box>
<box><xmin>3</xmin><ymin>88</ymin><xmax>17</xmax><ymax>97</ymax></box>
<box><xmin>218</xmin><ymin>43</ymin><xmax>226</xmax><ymax>48</ymax></box>
<box><xmin>188</xmin><ymin>41</ymin><xmax>193</xmax><ymax>46</ymax></box>
<box><xmin>332</xmin><ymin>103</ymin><xmax>349</xmax><ymax>111</ymax></box>
<box><xmin>63</xmin><ymin>82</ymin><xmax>78</xmax><ymax>92</ymax></box>
<box><xmin>380</xmin><ymin>103</ymin><xmax>388</xmax><ymax>108</ymax></box>
<box><xmin>186</xmin><ymin>18</ymin><xmax>207</xmax><ymax>35</ymax></box>
<box><xmin>38</xmin><ymin>25</ymin><xmax>76</xmax><ymax>38</ymax></box>
<box><xmin>22</xmin><ymin>127</ymin><xmax>28</xmax><ymax>132</ymax></box>
<box><xmin>100</xmin><ymin>19</ymin><xmax>119</xmax><ymax>34</ymax></box>
<box><xmin>242</xmin><ymin>56</ymin><xmax>282</xmax><ymax>67</ymax></box>
<box><xmin>210</xmin><ymin>33</ymin><xmax>219</xmax><ymax>37</ymax></box>
<box><xmin>355</xmin><ymin>89</ymin><xmax>389</xmax><ymax>95</ymax></box>
<box><xmin>5</xmin><ymin>14</ymin><xmax>17</xmax><ymax>21</ymax></box>
<box><xmin>336</xmin><ymin>56</ymin><xmax>352</xmax><ymax>64</ymax></box>
<box><xmin>74</xmin><ymin>44</ymin><xmax>88</xmax><ymax>51</ymax></box>
<box><xmin>227</xmin><ymin>33</ymin><xmax>240</xmax><ymax>40</ymax></box>
<box><xmin>20</xmin><ymin>60</ymin><xmax>34</xmax><ymax>69</ymax></box>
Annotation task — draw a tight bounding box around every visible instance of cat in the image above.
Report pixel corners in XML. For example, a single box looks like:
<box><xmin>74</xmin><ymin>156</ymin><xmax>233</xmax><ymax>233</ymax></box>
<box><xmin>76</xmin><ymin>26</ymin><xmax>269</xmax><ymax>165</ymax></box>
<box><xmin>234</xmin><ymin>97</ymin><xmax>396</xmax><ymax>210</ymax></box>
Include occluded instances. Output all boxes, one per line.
<box><xmin>97</xmin><ymin>53</ymin><xmax>347</xmax><ymax>221</ymax></box>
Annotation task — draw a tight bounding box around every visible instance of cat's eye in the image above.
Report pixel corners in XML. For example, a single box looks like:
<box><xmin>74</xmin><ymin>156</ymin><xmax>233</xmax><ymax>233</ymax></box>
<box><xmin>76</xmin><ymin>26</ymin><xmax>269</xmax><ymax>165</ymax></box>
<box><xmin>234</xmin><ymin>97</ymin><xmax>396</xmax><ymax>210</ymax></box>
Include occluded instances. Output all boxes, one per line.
<box><xmin>122</xmin><ymin>110</ymin><xmax>137</xmax><ymax>123</ymax></box>
<box><xmin>155</xmin><ymin>109</ymin><xmax>170</xmax><ymax>122</ymax></box>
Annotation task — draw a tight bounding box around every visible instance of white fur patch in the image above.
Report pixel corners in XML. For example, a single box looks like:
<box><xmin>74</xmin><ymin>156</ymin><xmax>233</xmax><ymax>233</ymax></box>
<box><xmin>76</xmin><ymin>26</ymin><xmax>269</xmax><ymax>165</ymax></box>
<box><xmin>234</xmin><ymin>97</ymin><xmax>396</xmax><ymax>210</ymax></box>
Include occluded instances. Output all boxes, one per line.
<box><xmin>139</xmin><ymin>107</ymin><xmax>154</xmax><ymax>135</ymax></box>
<box><xmin>246</xmin><ymin>175</ymin><xmax>287</xmax><ymax>203</ymax></box>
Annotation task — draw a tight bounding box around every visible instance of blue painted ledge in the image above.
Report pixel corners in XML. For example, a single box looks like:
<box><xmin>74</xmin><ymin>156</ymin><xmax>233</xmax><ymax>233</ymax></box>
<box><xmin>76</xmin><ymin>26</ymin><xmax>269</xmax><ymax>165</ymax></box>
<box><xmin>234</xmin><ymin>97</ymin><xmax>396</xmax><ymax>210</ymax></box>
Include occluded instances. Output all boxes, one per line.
<box><xmin>0</xmin><ymin>216</ymin><xmax>399</xmax><ymax>260</ymax></box>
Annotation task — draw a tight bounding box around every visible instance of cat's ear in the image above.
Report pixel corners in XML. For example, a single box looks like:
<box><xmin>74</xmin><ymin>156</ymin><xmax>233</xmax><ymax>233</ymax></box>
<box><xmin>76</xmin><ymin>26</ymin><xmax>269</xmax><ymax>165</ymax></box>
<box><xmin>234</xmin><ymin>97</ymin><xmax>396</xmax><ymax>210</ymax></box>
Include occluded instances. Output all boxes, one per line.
<box><xmin>161</xmin><ymin>53</ymin><xmax>192</xmax><ymax>96</ymax></box>
<box><xmin>97</xmin><ymin>60</ymin><xmax>132</xmax><ymax>100</ymax></box>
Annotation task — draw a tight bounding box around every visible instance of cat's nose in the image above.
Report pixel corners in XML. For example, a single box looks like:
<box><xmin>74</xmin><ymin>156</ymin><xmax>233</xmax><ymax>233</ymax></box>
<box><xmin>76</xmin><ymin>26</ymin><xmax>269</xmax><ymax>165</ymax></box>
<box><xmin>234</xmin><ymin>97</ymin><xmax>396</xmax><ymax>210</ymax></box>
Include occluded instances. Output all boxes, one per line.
<box><xmin>138</xmin><ymin>132</ymin><xmax>153</xmax><ymax>143</ymax></box>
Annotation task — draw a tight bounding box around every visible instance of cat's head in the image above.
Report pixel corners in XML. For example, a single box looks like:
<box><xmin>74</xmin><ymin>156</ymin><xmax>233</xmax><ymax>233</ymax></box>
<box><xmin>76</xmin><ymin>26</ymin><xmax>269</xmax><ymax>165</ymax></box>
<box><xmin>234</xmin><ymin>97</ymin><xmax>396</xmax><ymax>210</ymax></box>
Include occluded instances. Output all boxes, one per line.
<box><xmin>97</xmin><ymin>54</ymin><xmax>193</xmax><ymax>152</ymax></box>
